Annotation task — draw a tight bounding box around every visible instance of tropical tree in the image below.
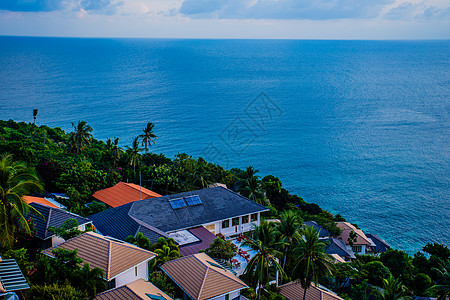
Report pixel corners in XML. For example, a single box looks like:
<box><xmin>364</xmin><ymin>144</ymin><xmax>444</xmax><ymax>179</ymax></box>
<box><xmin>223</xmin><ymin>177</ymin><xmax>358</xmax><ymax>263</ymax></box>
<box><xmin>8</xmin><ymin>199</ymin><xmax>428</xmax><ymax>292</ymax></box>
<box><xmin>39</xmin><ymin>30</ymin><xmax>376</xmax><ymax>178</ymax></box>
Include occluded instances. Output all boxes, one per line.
<box><xmin>275</xmin><ymin>210</ymin><xmax>301</xmax><ymax>270</ymax></box>
<box><xmin>71</xmin><ymin>262</ymin><xmax>106</xmax><ymax>298</ymax></box>
<box><xmin>33</xmin><ymin>108</ymin><xmax>38</xmax><ymax>125</ymax></box>
<box><xmin>150</xmin><ymin>245</ymin><xmax>181</xmax><ymax>270</ymax></box>
<box><xmin>378</xmin><ymin>275</ymin><xmax>410</xmax><ymax>300</ymax></box>
<box><xmin>126</xmin><ymin>232</ymin><xmax>151</xmax><ymax>250</ymax></box>
<box><xmin>205</xmin><ymin>237</ymin><xmax>237</xmax><ymax>261</ymax></box>
<box><xmin>238</xmin><ymin>176</ymin><xmax>269</xmax><ymax>206</ymax></box>
<box><xmin>187</xmin><ymin>160</ymin><xmax>213</xmax><ymax>189</ymax></box>
<box><xmin>107</xmin><ymin>137</ymin><xmax>123</xmax><ymax>168</ymax></box>
<box><xmin>126</xmin><ymin>136</ymin><xmax>143</xmax><ymax>171</ymax></box>
<box><xmin>291</xmin><ymin>226</ymin><xmax>334</xmax><ymax>300</ymax></box>
<box><xmin>0</xmin><ymin>154</ymin><xmax>44</xmax><ymax>248</ymax></box>
<box><xmin>151</xmin><ymin>237</ymin><xmax>179</xmax><ymax>252</ymax></box>
<box><xmin>69</xmin><ymin>120</ymin><xmax>93</xmax><ymax>155</ymax></box>
<box><xmin>139</xmin><ymin>122</ymin><xmax>158</xmax><ymax>154</ymax></box>
<box><xmin>243</xmin><ymin>221</ymin><xmax>285</xmax><ymax>300</ymax></box>
<box><xmin>427</xmin><ymin>262</ymin><xmax>450</xmax><ymax>300</ymax></box>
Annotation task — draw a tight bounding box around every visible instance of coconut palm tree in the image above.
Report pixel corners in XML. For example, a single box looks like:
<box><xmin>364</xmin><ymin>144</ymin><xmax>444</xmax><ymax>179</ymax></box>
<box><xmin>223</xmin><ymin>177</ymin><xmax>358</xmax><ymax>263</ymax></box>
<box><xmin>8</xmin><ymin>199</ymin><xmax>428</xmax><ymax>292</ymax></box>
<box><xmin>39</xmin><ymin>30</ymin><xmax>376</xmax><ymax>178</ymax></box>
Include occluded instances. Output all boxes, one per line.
<box><xmin>107</xmin><ymin>137</ymin><xmax>122</xmax><ymax>169</ymax></box>
<box><xmin>276</xmin><ymin>210</ymin><xmax>301</xmax><ymax>270</ymax></box>
<box><xmin>427</xmin><ymin>262</ymin><xmax>450</xmax><ymax>300</ymax></box>
<box><xmin>33</xmin><ymin>109</ymin><xmax>38</xmax><ymax>125</ymax></box>
<box><xmin>187</xmin><ymin>160</ymin><xmax>213</xmax><ymax>190</ymax></box>
<box><xmin>126</xmin><ymin>232</ymin><xmax>151</xmax><ymax>250</ymax></box>
<box><xmin>150</xmin><ymin>244</ymin><xmax>181</xmax><ymax>270</ymax></box>
<box><xmin>69</xmin><ymin>120</ymin><xmax>93</xmax><ymax>156</ymax></box>
<box><xmin>291</xmin><ymin>226</ymin><xmax>334</xmax><ymax>300</ymax></box>
<box><xmin>238</xmin><ymin>176</ymin><xmax>269</xmax><ymax>206</ymax></box>
<box><xmin>139</xmin><ymin>122</ymin><xmax>158</xmax><ymax>154</ymax></box>
<box><xmin>126</xmin><ymin>136</ymin><xmax>142</xmax><ymax>171</ymax></box>
<box><xmin>243</xmin><ymin>221</ymin><xmax>285</xmax><ymax>300</ymax></box>
<box><xmin>0</xmin><ymin>154</ymin><xmax>44</xmax><ymax>248</ymax></box>
<box><xmin>378</xmin><ymin>275</ymin><xmax>410</xmax><ymax>300</ymax></box>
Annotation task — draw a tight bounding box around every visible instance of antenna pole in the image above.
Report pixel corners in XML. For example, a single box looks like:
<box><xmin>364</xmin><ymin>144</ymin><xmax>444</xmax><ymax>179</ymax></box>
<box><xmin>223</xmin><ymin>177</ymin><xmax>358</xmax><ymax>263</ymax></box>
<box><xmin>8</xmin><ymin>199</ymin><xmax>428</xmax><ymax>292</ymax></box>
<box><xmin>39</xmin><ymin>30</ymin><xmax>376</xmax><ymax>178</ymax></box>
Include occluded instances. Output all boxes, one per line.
<box><xmin>139</xmin><ymin>171</ymin><xmax>142</xmax><ymax>200</ymax></box>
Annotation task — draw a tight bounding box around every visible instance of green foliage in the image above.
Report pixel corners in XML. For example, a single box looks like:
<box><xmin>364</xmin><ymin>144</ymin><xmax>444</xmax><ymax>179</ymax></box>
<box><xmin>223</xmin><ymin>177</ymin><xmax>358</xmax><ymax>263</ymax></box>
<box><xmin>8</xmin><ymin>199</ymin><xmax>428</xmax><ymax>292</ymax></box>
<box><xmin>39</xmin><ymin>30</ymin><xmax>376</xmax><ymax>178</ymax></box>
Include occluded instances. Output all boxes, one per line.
<box><xmin>48</xmin><ymin>218</ymin><xmax>83</xmax><ymax>240</ymax></box>
<box><xmin>126</xmin><ymin>232</ymin><xmax>151</xmax><ymax>250</ymax></box>
<box><xmin>1</xmin><ymin>247</ymin><xmax>31</xmax><ymax>274</ymax></box>
<box><xmin>71</xmin><ymin>262</ymin><xmax>106</xmax><ymax>298</ymax></box>
<box><xmin>27</xmin><ymin>283</ymin><xmax>87</xmax><ymax>300</ymax></box>
<box><xmin>365</xmin><ymin>261</ymin><xmax>392</xmax><ymax>286</ymax></box>
<box><xmin>378</xmin><ymin>275</ymin><xmax>410</xmax><ymax>300</ymax></box>
<box><xmin>148</xmin><ymin>271</ymin><xmax>176</xmax><ymax>298</ymax></box>
<box><xmin>380</xmin><ymin>249</ymin><xmax>412</xmax><ymax>279</ymax></box>
<box><xmin>149</xmin><ymin>237</ymin><xmax>181</xmax><ymax>270</ymax></box>
<box><xmin>205</xmin><ymin>237</ymin><xmax>238</xmax><ymax>261</ymax></box>
<box><xmin>423</xmin><ymin>243</ymin><xmax>450</xmax><ymax>260</ymax></box>
<box><xmin>413</xmin><ymin>273</ymin><xmax>432</xmax><ymax>296</ymax></box>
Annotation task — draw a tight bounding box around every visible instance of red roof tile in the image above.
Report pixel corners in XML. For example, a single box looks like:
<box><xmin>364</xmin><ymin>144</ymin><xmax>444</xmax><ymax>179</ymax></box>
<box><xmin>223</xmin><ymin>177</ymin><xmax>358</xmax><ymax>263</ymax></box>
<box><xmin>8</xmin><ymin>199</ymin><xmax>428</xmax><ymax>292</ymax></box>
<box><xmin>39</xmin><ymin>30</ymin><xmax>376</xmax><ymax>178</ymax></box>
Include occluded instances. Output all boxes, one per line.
<box><xmin>23</xmin><ymin>196</ymin><xmax>58</xmax><ymax>208</ymax></box>
<box><xmin>93</xmin><ymin>182</ymin><xmax>161</xmax><ymax>208</ymax></box>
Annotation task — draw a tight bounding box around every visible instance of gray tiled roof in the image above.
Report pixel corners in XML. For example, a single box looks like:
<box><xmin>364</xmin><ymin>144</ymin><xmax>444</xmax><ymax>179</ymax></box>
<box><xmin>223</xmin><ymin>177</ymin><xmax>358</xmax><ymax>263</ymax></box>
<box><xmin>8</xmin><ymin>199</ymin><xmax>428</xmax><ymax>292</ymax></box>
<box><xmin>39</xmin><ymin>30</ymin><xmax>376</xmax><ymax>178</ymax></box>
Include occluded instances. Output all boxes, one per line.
<box><xmin>366</xmin><ymin>234</ymin><xmax>390</xmax><ymax>253</ymax></box>
<box><xmin>324</xmin><ymin>238</ymin><xmax>354</xmax><ymax>258</ymax></box>
<box><xmin>0</xmin><ymin>259</ymin><xmax>30</xmax><ymax>292</ymax></box>
<box><xmin>89</xmin><ymin>187</ymin><xmax>268</xmax><ymax>241</ymax></box>
<box><xmin>28</xmin><ymin>202</ymin><xmax>92</xmax><ymax>240</ymax></box>
<box><xmin>304</xmin><ymin>221</ymin><xmax>331</xmax><ymax>238</ymax></box>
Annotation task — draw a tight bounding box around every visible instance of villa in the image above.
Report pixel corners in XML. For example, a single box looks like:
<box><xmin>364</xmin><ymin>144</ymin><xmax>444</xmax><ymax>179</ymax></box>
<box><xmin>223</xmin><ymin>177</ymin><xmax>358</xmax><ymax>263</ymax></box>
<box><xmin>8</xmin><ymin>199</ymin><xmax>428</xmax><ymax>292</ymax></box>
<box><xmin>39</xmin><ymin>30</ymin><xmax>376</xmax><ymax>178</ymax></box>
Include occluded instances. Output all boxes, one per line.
<box><xmin>336</xmin><ymin>222</ymin><xmax>374</xmax><ymax>255</ymax></box>
<box><xmin>43</xmin><ymin>232</ymin><xmax>156</xmax><ymax>288</ymax></box>
<box><xmin>94</xmin><ymin>278</ymin><xmax>173</xmax><ymax>300</ymax></box>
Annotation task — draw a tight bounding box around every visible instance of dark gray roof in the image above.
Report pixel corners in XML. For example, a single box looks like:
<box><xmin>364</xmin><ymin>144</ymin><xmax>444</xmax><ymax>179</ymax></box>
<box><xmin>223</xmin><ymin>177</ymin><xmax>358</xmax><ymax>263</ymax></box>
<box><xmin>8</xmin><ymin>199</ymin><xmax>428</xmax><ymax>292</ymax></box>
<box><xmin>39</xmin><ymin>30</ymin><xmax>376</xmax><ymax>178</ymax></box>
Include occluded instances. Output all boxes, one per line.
<box><xmin>0</xmin><ymin>259</ymin><xmax>30</xmax><ymax>292</ymax></box>
<box><xmin>90</xmin><ymin>187</ymin><xmax>268</xmax><ymax>240</ymax></box>
<box><xmin>325</xmin><ymin>238</ymin><xmax>355</xmax><ymax>259</ymax></box>
<box><xmin>304</xmin><ymin>221</ymin><xmax>331</xmax><ymax>238</ymax></box>
<box><xmin>89</xmin><ymin>203</ymin><xmax>169</xmax><ymax>243</ymax></box>
<box><xmin>366</xmin><ymin>234</ymin><xmax>390</xmax><ymax>253</ymax></box>
<box><xmin>28</xmin><ymin>202</ymin><xmax>92</xmax><ymax>240</ymax></box>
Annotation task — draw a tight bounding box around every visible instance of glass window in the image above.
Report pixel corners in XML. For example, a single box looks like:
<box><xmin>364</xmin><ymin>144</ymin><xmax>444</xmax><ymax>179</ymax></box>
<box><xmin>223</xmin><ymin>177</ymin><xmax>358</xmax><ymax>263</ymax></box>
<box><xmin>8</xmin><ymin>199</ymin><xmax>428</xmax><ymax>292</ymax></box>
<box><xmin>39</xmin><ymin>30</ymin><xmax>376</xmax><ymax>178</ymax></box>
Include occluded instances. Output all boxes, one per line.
<box><xmin>225</xmin><ymin>294</ymin><xmax>229</xmax><ymax>300</ymax></box>
<box><xmin>242</xmin><ymin>215</ymin><xmax>249</xmax><ymax>224</ymax></box>
<box><xmin>251</xmin><ymin>213</ymin><xmax>258</xmax><ymax>222</ymax></box>
<box><xmin>135</xmin><ymin>267</ymin><xmax>138</xmax><ymax>276</ymax></box>
<box><xmin>352</xmin><ymin>245</ymin><xmax>362</xmax><ymax>253</ymax></box>
<box><xmin>232</xmin><ymin>217</ymin><xmax>239</xmax><ymax>226</ymax></box>
<box><xmin>222</xmin><ymin>219</ymin><xmax>230</xmax><ymax>228</ymax></box>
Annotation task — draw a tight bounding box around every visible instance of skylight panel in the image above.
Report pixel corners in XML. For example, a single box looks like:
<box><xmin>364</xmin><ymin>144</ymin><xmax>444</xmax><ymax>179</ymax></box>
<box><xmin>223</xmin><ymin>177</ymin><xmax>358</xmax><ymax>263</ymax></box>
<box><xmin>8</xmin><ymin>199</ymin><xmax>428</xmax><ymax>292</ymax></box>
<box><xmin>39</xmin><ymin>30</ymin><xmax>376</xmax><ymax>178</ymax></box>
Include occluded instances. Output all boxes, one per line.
<box><xmin>146</xmin><ymin>294</ymin><xmax>167</xmax><ymax>300</ymax></box>
<box><xmin>169</xmin><ymin>198</ymin><xmax>186</xmax><ymax>209</ymax></box>
<box><xmin>185</xmin><ymin>195</ymin><xmax>202</xmax><ymax>206</ymax></box>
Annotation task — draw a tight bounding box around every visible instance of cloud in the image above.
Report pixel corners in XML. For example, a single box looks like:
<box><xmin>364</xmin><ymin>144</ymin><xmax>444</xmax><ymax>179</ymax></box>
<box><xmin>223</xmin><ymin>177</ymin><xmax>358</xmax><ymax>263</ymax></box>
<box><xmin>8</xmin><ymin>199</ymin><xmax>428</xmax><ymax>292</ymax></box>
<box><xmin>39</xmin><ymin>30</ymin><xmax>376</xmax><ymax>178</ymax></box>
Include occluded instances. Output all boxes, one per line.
<box><xmin>0</xmin><ymin>0</ymin><xmax>122</xmax><ymax>14</ymax></box>
<box><xmin>383</xmin><ymin>1</ymin><xmax>450</xmax><ymax>20</ymax></box>
<box><xmin>178</xmin><ymin>0</ymin><xmax>394</xmax><ymax>20</ymax></box>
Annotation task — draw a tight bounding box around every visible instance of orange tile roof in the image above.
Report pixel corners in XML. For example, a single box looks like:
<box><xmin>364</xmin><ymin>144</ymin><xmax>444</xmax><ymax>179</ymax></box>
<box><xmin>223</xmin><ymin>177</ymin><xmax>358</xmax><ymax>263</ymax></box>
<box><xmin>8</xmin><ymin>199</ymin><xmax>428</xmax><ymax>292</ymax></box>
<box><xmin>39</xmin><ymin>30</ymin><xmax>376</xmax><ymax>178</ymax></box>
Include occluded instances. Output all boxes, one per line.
<box><xmin>161</xmin><ymin>253</ymin><xmax>247</xmax><ymax>300</ymax></box>
<box><xmin>93</xmin><ymin>182</ymin><xmax>161</xmax><ymax>208</ymax></box>
<box><xmin>23</xmin><ymin>196</ymin><xmax>58</xmax><ymax>208</ymax></box>
<box><xmin>336</xmin><ymin>222</ymin><xmax>372</xmax><ymax>246</ymax></box>
<box><xmin>44</xmin><ymin>232</ymin><xmax>155</xmax><ymax>280</ymax></box>
<box><xmin>94</xmin><ymin>279</ymin><xmax>173</xmax><ymax>300</ymax></box>
<box><xmin>279</xmin><ymin>281</ymin><xmax>344</xmax><ymax>300</ymax></box>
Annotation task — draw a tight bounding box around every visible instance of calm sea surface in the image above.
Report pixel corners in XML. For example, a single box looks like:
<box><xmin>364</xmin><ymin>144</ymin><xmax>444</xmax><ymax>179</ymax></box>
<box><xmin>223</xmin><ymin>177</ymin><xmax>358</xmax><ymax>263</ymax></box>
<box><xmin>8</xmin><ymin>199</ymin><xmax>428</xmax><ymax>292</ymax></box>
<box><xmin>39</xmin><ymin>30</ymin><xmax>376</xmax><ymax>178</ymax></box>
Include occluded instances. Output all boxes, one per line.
<box><xmin>0</xmin><ymin>37</ymin><xmax>449</xmax><ymax>254</ymax></box>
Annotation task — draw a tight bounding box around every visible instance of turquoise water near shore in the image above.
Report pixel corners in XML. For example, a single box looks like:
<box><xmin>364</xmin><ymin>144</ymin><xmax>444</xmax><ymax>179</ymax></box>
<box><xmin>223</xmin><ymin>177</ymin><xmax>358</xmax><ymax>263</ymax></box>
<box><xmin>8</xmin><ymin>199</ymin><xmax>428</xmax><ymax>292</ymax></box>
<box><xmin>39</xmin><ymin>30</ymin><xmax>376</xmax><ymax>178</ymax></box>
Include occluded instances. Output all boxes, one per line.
<box><xmin>0</xmin><ymin>37</ymin><xmax>449</xmax><ymax>254</ymax></box>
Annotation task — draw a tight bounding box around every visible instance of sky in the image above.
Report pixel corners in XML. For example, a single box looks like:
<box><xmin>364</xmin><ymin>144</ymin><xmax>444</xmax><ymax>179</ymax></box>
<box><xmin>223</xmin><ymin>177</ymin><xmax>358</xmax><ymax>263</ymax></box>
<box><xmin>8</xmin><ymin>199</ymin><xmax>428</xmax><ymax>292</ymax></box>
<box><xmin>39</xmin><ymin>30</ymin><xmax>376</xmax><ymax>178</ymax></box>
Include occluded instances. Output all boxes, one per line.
<box><xmin>0</xmin><ymin>0</ymin><xmax>449</xmax><ymax>39</ymax></box>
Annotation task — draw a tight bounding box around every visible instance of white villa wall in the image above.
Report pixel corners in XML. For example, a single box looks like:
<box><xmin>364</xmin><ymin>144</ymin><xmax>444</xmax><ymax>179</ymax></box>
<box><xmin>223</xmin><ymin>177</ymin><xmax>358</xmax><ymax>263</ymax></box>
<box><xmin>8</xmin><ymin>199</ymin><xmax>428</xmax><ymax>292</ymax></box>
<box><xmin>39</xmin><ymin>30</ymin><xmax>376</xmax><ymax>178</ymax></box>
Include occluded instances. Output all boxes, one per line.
<box><xmin>210</xmin><ymin>290</ymin><xmax>241</xmax><ymax>300</ymax></box>
<box><xmin>207</xmin><ymin>212</ymin><xmax>261</xmax><ymax>237</ymax></box>
<box><xmin>115</xmin><ymin>260</ymin><xmax>149</xmax><ymax>287</ymax></box>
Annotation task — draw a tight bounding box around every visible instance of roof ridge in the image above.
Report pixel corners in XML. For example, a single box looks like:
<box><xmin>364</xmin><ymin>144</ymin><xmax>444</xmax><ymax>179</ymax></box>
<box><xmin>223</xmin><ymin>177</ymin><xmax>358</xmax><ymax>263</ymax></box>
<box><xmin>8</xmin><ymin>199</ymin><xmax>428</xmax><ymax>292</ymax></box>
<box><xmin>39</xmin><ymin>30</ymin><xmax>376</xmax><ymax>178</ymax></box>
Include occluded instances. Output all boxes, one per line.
<box><xmin>198</xmin><ymin>261</ymin><xmax>210</xmax><ymax>300</ymax></box>
<box><xmin>43</xmin><ymin>207</ymin><xmax>52</xmax><ymax>238</ymax></box>
<box><xmin>207</xmin><ymin>263</ymin><xmax>247</xmax><ymax>287</ymax></box>
<box><xmin>215</xmin><ymin>186</ymin><xmax>269</xmax><ymax>210</ymax></box>
<box><xmin>107</xmin><ymin>239</ymin><xmax>112</xmax><ymax>279</ymax></box>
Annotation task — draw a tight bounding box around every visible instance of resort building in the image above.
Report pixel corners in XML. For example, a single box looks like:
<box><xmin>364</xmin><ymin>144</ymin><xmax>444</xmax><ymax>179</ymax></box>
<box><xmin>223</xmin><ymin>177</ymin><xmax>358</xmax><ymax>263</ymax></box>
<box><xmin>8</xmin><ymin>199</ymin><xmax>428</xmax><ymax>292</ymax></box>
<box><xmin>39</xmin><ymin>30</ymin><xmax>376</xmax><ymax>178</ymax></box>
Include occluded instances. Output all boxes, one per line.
<box><xmin>92</xmin><ymin>182</ymin><xmax>162</xmax><ymax>208</ymax></box>
<box><xmin>324</xmin><ymin>238</ymin><xmax>356</xmax><ymax>262</ymax></box>
<box><xmin>336</xmin><ymin>222</ymin><xmax>375</xmax><ymax>255</ymax></box>
<box><xmin>43</xmin><ymin>232</ymin><xmax>156</xmax><ymax>288</ymax></box>
<box><xmin>160</xmin><ymin>253</ymin><xmax>248</xmax><ymax>300</ymax></box>
<box><xmin>89</xmin><ymin>186</ymin><xmax>269</xmax><ymax>247</ymax></box>
<box><xmin>94</xmin><ymin>279</ymin><xmax>173</xmax><ymax>300</ymax></box>
<box><xmin>279</xmin><ymin>281</ymin><xmax>344</xmax><ymax>300</ymax></box>
<box><xmin>28</xmin><ymin>202</ymin><xmax>92</xmax><ymax>248</ymax></box>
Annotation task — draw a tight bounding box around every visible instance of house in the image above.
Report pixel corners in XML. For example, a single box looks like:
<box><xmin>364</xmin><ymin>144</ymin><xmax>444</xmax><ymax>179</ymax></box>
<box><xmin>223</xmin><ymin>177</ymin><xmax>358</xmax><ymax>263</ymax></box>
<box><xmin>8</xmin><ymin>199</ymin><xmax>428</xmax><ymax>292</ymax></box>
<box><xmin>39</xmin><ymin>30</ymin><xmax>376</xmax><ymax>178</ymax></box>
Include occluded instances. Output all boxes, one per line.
<box><xmin>0</xmin><ymin>257</ymin><xmax>30</xmax><ymax>297</ymax></box>
<box><xmin>92</xmin><ymin>182</ymin><xmax>161</xmax><ymax>208</ymax></box>
<box><xmin>94</xmin><ymin>278</ymin><xmax>173</xmax><ymax>300</ymax></box>
<box><xmin>23</xmin><ymin>195</ymin><xmax>58</xmax><ymax>208</ymax></box>
<box><xmin>27</xmin><ymin>202</ymin><xmax>93</xmax><ymax>248</ymax></box>
<box><xmin>324</xmin><ymin>238</ymin><xmax>356</xmax><ymax>262</ymax></box>
<box><xmin>160</xmin><ymin>253</ymin><xmax>248</xmax><ymax>300</ymax></box>
<box><xmin>304</xmin><ymin>221</ymin><xmax>331</xmax><ymax>239</ymax></box>
<box><xmin>89</xmin><ymin>186</ymin><xmax>269</xmax><ymax>246</ymax></box>
<box><xmin>43</xmin><ymin>232</ymin><xmax>156</xmax><ymax>288</ymax></box>
<box><xmin>366</xmin><ymin>234</ymin><xmax>390</xmax><ymax>253</ymax></box>
<box><xmin>279</xmin><ymin>281</ymin><xmax>344</xmax><ymax>300</ymax></box>
<box><xmin>336</xmin><ymin>222</ymin><xmax>374</xmax><ymax>255</ymax></box>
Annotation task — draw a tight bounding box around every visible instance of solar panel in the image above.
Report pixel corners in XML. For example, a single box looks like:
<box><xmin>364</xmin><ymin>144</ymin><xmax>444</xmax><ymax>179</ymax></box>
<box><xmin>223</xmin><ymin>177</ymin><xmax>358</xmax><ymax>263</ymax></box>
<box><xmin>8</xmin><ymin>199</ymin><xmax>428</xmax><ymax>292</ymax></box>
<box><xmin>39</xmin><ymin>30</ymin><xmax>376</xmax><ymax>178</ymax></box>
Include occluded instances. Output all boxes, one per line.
<box><xmin>169</xmin><ymin>198</ymin><xmax>186</xmax><ymax>209</ymax></box>
<box><xmin>185</xmin><ymin>195</ymin><xmax>202</xmax><ymax>206</ymax></box>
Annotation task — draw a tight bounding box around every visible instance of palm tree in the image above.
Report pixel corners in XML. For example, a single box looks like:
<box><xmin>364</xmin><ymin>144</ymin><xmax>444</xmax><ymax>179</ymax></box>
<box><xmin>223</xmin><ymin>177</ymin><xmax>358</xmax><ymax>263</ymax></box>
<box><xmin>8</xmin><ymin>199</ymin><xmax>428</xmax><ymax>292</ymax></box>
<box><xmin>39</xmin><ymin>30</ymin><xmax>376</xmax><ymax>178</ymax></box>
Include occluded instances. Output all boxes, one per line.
<box><xmin>243</xmin><ymin>221</ymin><xmax>285</xmax><ymax>300</ymax></box>
<box><xmin>276</xmin><ymin>210</ymin><xmax>301</xmax><ymax>270</ymax></box>
<box><xmin>150</xmin><ymin>244</ymin><xmax>181</xmax><ymax>270</ymax></box>
<box><xmin>126</xmin><ymin>232</ymin><xmax>151</xmax><ymax>250</ymax></box>
<box><xmin>291</xmin><ymin>226</ymin><xmax>334</xmax><ymax>300</ymax></box>
<box><xmin>187</xmin><ymin>160</ymin><xmax>213</xmax><ymax>189</ymax></box>
<box><xmin>427</xmin><ymin>262</ymin><xmax>450</xmax><ymax>300</ymax></box>
<box><xmin>107</xmin><ymin>137</ymin><xmax>122</xmax><ymax>168</ymax></box>
<box><xmin>238</xmin><ymin>176</ymin><xmax>269</xmax><ymax>206</ymax></box>
<box><xmin>0</xmin><ymin>154</ymin><xmax>44</xmax><ymax>248</ymax></box>
<box><xmin>126</xmin><ymin>137</ymin><xmax>143</xmax><ymax>171</ymax></box>
<box><xmin>69</xmin><ymin>120</ymin><xmax>93</xmax><ymax>156</ymax></box>
<box><xmin>378</xmin><ymin>275</ymin><xmax>410</xmax><ymax>300</ymax></box>
<box><xmin>139</xmin><ymin>122</ymin><xmax>158</xmax><ymax>154</ymax></box>
<box><xmin>33</xmin><ymin>109</ymin><xmax>38</xmax><ymax>125</ymax></box>
<box><xmin>71</xmin><ymin>262</ymin><xmax>106</xmax><ymax>297</ymax></box>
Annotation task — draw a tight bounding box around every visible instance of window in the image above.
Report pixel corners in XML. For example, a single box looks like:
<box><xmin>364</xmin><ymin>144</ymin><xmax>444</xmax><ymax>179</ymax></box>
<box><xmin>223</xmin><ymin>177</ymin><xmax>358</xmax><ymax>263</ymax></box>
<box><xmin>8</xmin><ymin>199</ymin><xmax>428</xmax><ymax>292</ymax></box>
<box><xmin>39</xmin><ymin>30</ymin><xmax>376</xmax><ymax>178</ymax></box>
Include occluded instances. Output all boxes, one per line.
<box><xmin>169</xmin><ymin>198</ymin><xmax>186</xmax><ymax>209</ymax></box>
<box><xmin>135</xmin><ymin>267</ymin><xmax>138</xmax><ymax>276</ymax></box>
<box><xmin>222</xmin><ymin>219</ymin><xmax>230</xmax><ymax>228</ymax></box>
<box><xmin>352</xmin><ymin>245</ymin><xmax>362</xmax><ymax>253</ymax></box>
<box><xmin>232</xmin><ymin>217</ymin><xmax>239</xmax><ymax>226</ymax></box>
<box><xmin>251</xmin><ymin>213</ymin><xmax>258</xmax><ymax>222</ymax></box>
<box><xmin>242</xmin><ymin>215</ymin><xmax>249</xmax><ymax>224</ymax></box>
<box><xmin>225</xmin><ymin>294</ymin><xmax>229</xmax><ymax>300</ymax></box>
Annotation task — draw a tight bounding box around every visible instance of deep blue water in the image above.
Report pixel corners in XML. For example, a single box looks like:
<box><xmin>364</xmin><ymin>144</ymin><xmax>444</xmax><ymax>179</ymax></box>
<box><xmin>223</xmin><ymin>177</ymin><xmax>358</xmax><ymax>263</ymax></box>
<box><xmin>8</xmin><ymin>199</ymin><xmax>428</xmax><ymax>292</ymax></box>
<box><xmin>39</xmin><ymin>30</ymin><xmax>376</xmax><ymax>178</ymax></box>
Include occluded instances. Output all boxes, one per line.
<box><xmin>0</xmin><ymin>37</ymin><xmax>449</xmax><ymax>254</ymax></box>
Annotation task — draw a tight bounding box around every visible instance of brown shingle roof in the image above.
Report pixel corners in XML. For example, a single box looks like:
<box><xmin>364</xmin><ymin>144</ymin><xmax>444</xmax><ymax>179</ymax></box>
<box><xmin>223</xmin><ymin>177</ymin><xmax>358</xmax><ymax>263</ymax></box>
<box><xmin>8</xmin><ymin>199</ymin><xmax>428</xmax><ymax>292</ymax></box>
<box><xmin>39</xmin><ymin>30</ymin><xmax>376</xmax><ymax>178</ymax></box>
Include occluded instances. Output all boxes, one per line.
<box><xmin>94</xmin><ymin>279</ymin><xmax>173</xmax><ymax>300</ymax></box>
<box><xmin>279</xmin><ymin>281</ymin><xmax>344</xmax><ymax>300</ymax></box>
<box><xmin>93</xmin><ymin>182</ymin><xmax>161</xmax><ymax>208</ymax></box>
<box><xmin>43</xmin><ymin>232</ymin><xmax>155</xmax><ymax>280</ymax></box>
<box><xmin>161</xmin><ymin>253</ymin><xmax>247</xmax><ymax>300</ymax></box>
<box><xmin>23</xmin><ymin>196</ymin><xmax>58</xmax><ymax>208</ymax></box>
<box><xmin>336</xmin><ymin>222</ymin><xmax>372</xmax><ymax>246</ymax></box>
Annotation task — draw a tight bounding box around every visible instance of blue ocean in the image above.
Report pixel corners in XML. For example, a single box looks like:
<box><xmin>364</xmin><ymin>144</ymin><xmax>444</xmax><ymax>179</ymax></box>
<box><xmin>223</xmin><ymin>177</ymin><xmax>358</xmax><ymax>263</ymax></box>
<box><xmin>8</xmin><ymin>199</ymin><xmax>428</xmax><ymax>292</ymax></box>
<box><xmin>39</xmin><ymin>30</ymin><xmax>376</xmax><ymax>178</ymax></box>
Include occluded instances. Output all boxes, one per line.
<box><xmin>0</xmin><ymin>37</ymin><xmax>449</xmax><ymax>254</ymax></box>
